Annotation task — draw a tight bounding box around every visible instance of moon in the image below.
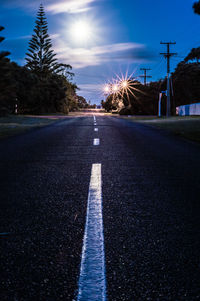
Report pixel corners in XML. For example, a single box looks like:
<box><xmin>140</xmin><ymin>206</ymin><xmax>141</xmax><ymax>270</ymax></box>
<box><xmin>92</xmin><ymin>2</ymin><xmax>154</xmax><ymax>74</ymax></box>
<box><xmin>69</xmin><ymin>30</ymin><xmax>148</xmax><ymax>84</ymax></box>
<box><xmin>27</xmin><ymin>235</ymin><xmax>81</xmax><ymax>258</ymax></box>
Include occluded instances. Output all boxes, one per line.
<box><xmin>70</xmin><ymin>21</ymin><xmax>92</xmax><ymax>42</ymax></box>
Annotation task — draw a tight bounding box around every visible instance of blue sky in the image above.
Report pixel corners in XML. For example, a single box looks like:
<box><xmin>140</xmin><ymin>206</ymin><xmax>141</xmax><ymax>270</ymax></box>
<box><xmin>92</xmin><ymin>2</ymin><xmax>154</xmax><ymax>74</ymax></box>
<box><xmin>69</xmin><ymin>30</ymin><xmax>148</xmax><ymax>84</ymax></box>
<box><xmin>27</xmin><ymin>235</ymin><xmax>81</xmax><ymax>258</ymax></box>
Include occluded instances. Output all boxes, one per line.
<box><xmin>0</xmin><ymin>0</ymin><xmax>199</xmax><ymax>104</ymax></box>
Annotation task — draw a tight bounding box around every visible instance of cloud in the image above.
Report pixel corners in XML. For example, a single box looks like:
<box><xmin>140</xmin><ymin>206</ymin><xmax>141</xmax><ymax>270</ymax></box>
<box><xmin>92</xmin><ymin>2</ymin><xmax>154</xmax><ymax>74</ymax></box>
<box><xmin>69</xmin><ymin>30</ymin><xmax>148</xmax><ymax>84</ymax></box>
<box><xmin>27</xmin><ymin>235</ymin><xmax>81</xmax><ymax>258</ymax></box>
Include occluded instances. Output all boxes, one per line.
<box><xmin>46</xmin><ymin>0</ymin><xmax>96</xmax><ymax>14</ymax></box>
<box><xmin>6</xmin><ymin>35</ymin><xmax>31</xmax><ymax>41</ymax></box>
<box><xmin>78</xmin><ymin>83</ymin><xmax>103</xmax><ymax>91</ymax></box>
<box><xmin>1</xmin><ymin>0</ymin><xmax>98</xmax><ymax>14</ymax></box>
<box><xmin>77</xmin><ymin>84</ymin><xmax>104</xmax><ymax>103</ymax></box>
<box><xmin>53</xmin><ymin>41</ymin><xmax>155</xmax><ymax>69</ymax></box>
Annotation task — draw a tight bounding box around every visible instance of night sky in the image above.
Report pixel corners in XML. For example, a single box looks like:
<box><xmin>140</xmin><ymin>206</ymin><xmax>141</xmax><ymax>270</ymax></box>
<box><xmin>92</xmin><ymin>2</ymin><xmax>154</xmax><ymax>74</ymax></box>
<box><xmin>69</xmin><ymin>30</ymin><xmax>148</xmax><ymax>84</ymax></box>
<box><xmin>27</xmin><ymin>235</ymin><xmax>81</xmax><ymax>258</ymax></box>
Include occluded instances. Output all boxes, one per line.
<box><xmin>0</xmin><ymin>0</ymin><xmax>199</xmax><ymax>104</ymax></box>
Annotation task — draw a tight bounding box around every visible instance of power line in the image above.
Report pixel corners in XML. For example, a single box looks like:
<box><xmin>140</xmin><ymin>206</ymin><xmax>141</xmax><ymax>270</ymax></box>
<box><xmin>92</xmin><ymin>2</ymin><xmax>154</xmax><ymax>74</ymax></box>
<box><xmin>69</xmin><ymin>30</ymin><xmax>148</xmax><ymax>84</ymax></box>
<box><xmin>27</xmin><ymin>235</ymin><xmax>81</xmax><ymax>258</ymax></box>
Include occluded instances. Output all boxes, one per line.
<box><xmin>150</xmin><ymin>57</ymin><xmax>165</xmax><ymax>78</ymax></box>
<box><xmin>160</xmin><ymin>41</ymin><xmax>177</xmax><ymax>117</ymax></box>
<box><xmin>139</xmin><ymin>68</ymin><xmax>152</xmax><ymax>85</ymax></box>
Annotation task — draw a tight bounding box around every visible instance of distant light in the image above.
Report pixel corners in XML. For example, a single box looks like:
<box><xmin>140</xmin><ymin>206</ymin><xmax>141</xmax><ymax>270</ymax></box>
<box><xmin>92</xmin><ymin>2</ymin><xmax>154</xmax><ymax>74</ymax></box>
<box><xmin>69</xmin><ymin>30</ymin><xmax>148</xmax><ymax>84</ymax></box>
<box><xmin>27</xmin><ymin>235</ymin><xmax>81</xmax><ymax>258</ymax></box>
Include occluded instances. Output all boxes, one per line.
<box><xmin>104</xmin><ymin>85</ymin><xmax>110</xmax><ymax>93</ymax></box>
<box><xmin>70</xmin><ymin>21</ymin><xmax>92</xmax><ymax>42</ymax></box>
<box><xmin>112</xmin><ymin>84</ymin><xmax>118</xmax><ymax>92</ymax></box>
<box><xmin>121</xmin><ymin>80</ymin><xmax>128</xmax><ymax>88</ymax></box>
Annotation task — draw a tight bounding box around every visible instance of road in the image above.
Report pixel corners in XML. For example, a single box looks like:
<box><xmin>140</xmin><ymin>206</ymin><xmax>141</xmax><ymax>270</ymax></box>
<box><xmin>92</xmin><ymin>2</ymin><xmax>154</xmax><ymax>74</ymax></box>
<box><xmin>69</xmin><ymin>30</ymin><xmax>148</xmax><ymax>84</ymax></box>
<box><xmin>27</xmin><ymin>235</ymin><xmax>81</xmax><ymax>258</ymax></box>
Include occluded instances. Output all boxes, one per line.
<box><xmin>0</xmin><ymin>115</ymin><xmax>200</xmax><ymax>301</ymax></box>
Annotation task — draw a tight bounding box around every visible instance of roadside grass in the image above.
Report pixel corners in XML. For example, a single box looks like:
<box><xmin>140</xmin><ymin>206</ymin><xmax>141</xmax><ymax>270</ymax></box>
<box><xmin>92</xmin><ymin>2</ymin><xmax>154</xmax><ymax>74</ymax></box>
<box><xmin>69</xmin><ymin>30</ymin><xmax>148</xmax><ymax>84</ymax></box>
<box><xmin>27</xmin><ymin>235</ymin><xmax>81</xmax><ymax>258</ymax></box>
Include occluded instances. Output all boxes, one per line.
<box><xmin>68</xmin><ymin>109</ymin><xmax>106</xmax><ymax>116</ymax></box>
<box><xmin>121</xmin><ymin>116</ymin><xmax>200</xmax><ymax>143</ymax></box>
<box><xmin>0</xmin><ymin>114</ymin><xmax>63</xmax><ymax>139</ymax></box>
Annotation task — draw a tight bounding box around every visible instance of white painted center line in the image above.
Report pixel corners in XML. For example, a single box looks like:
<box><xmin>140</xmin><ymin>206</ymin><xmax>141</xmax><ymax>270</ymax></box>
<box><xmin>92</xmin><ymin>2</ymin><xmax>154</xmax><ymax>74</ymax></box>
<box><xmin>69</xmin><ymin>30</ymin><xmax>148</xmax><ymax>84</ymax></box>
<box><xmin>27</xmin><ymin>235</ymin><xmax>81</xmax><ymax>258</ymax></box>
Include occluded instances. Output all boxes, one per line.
<box><xmin>93</xmin><ymin>116</ymin><xmax>96</xmax><ymax>122</ymax></box>
<box><xmin>77</xmin><ymin>164</ymin><xmax>106</xmax><ymax>301</ymax></box>
<box><xmin>94</xmin><ymin>128</ymin><xmax>98</xmax><ymax>132</ymax></box>
<box><xmin>93</xmin><ymin>138</ymin><xmax>100</xmax><ymax>146</ymax></box>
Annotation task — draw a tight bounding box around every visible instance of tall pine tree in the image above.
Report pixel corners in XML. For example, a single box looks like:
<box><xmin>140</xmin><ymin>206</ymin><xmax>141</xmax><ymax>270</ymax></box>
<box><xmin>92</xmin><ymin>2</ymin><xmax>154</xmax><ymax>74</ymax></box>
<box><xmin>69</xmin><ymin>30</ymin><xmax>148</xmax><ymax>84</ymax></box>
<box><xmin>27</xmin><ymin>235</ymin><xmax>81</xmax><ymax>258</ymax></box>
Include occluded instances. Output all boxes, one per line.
<box><xmin>0</xmin><ymin>26</ymin><xmax>10</xmax><ymax>59</ymax></box>
<box><xmin>26</xmin><ymin>4</ymin><xmax>70</xmax><ymax>75</ymax></box>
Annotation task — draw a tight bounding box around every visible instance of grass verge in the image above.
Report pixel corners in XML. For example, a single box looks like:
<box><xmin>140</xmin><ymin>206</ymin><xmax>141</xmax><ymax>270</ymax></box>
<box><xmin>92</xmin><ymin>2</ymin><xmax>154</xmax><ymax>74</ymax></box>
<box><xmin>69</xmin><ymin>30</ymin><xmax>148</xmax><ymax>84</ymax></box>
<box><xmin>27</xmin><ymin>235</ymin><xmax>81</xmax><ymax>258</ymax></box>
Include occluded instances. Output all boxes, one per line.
<box><xmin>121</xmin><ymin>116</ymin><xmax>200</xmax><ymax>143</ymax></box>
<box><xmin>0</xmin><ymin>114</ymin><xmax>64</xmax><ymax>139</ymax></box>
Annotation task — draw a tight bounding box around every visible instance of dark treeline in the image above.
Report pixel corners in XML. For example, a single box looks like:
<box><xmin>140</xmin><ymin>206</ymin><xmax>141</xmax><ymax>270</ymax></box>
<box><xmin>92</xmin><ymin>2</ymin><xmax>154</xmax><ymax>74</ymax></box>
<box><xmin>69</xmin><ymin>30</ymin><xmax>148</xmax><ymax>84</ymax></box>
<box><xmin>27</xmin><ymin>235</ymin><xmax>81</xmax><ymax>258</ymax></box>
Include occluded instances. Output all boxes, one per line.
<box><xmin>0</xmin><ymin>5</ymin><xmax>89</xmax><ymax>116</ymax></box>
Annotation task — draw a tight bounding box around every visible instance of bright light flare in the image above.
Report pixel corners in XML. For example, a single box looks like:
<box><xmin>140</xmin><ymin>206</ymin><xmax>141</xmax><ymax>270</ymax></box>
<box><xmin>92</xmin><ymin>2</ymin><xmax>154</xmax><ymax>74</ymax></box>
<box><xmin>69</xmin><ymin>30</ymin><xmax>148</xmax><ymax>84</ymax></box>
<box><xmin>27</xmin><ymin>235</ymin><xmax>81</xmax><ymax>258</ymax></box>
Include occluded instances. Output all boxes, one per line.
<box><xmin>110</xmin><ymin>72</ymin><xmax>141</xmax><ymax>106</ymax></box>
<box><xmin>70</xmin><ymin>20</ymin><xmax>92</xmax><ymax>42</ymax></box>
<box><xmin>121</xmin><ymin>80</ymin><xmax>128</xmax><ymax>88</ymax></box>
<box><xmin>112</xmin><ymin>84</ymin><xmax>119</xmax><ymax>92</ymax></box>
<box><xmin>115</xmin><ymin>73</ymin><xmax>137</xmax><ymax>98</ymax></box>
<box><xmin>102</xmin><ymin>71</ymin><xmax>143</xmax><ymax>103</ymax></box>
<box><xmin>104</xmin><ymin>85</ymin><xmax>110</xmax><ymax>93</ymax></box>
<box><xmin>102</xmin><ymin>69</ymin><xmax>149</xmax><ymax>110</ymax></box>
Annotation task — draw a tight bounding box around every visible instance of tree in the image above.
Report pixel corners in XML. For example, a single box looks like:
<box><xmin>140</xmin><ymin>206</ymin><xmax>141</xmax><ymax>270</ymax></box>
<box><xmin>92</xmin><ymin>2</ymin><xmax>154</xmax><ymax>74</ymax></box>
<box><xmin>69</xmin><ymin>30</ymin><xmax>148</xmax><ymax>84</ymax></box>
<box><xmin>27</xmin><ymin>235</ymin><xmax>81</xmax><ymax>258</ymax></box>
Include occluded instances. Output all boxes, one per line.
<box><xmin>0</xmin><ymin>26</ymin><xmax>15</xmax><ymax>115</ymax></box>
<box><xmin>26</xmin><ymin>4</ymin><xmax>72</xmax><ymax>76</ymax></box>
<box><xmin>193</xmin><ymin>1</ymin><xmax>200</xmax><ymax>14</ymax></box>
<box><xmin>172</xmin><ymin>61</ymin><xmax>200</xmax><ymax>108</ymax></box>
<box><xmin>24</xmin><ymin>4</ymin><xmax>78</xmax><ymax>114</ymax></box>
<box><xmin>77</xmin><ymin>95</ymin><xmax>88</xmax><ymax>108</ymax></box>
<box><xmin>101</xmin><ymin>95</ymin><xmax>118</xmax><ymax>112</ymax></box>
<box><xmin>117</xmin><ymin>79</ymin><xmax>162</xmax><ymax>115</ymax></box>
<box><xmin>0</xmin><ymin>26</ymin><xmax>10</xmax><ymax>58</ymax></box>
<box><xmin>184</xmin><ymin>47</ymin><xmax>200</xmax><ymax>63</ymax></box>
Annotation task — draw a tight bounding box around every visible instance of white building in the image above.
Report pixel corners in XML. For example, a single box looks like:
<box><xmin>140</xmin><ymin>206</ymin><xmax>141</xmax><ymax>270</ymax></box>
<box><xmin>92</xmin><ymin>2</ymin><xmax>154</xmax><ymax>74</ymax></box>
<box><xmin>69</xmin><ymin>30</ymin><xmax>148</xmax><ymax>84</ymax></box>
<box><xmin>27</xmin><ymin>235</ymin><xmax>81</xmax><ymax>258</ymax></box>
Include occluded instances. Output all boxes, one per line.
<box><xmin>176</xmin><ymin>102</ymin><xmax>200</xmax><ymax>116</ymax></box>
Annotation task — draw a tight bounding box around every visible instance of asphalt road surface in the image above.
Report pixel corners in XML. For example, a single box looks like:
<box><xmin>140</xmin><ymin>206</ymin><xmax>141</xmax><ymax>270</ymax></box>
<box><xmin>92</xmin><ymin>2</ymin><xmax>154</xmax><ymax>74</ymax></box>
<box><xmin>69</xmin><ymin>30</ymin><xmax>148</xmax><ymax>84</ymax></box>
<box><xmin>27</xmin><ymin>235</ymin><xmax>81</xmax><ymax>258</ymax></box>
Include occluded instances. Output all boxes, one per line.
<box><xmin>0</xmin><ymin>115</ymin><xmax>200</xmax><ymax>301</ymax></box>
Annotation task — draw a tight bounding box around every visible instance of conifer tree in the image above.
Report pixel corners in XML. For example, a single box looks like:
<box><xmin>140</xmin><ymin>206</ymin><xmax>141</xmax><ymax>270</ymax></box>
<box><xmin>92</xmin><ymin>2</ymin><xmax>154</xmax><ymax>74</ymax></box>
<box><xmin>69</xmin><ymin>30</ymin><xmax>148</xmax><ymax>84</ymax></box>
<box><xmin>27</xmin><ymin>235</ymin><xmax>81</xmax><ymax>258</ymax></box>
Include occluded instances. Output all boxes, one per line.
<box><xmin>0</xmin><ymin>26</ymin><xmax>11</xmax><ymax>82</ymax></box>
<box><xmin>26</xmin><ymin>4</ymin><xmax>70</xmax><ymax>75</ymax></box>
<box><xmin>0</xmin><ymin>26</ymin><xmax>10</xmax><ymax>59</ymax></box>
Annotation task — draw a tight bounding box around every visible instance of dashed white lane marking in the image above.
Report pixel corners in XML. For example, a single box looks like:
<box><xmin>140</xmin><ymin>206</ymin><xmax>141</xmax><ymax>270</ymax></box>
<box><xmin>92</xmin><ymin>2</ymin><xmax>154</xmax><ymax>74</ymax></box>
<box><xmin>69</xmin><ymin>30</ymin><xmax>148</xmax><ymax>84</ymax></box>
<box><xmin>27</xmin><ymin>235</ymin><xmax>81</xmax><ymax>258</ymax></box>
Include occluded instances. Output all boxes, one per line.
<box><xmin>93</xmin><ymin>116</ymin><xmax>96</xmax><ymax>122</ymax></box>
<box><xmin>93</xmin><ymin>138</ymin><xmax>100</xmax><ymax>146</ymax></box>
<box><xmin>77</xmin><ymin>164</ymin><xmax>106</xmax><ymax>301</ymax></box>
<box><xmin>94</xmin><ymin>128</ymin><xmax>98</xmax><ymax>132</ymax></box>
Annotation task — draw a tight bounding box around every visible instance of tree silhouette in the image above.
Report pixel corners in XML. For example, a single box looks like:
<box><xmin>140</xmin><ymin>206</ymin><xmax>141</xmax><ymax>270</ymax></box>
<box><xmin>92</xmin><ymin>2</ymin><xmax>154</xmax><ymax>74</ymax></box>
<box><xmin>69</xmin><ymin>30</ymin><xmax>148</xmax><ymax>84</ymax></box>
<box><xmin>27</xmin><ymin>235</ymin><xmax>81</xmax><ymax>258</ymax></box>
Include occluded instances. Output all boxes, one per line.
<box><xmin>193</xmin><ymin>1</ymin><xmax>200</xmax><ymax>14</ymax></box>
<box><xmin>184</xmin><ymin>47</ymin><xmax>200</xmax><ymax>63</ymax></box>
<box><xmin>26</xmin><ymin>4</ymin><xmax>71</xmax><ymax>76</ymax></box>
<box><xmin>0</xmin><ymin>26</ymin><xmax>10</xmax><ymax>59</ymax></box>
<box><xmin>0</xmin><ymin>26</ymin><xmax>15</xmax><ymax>115</ymax></box>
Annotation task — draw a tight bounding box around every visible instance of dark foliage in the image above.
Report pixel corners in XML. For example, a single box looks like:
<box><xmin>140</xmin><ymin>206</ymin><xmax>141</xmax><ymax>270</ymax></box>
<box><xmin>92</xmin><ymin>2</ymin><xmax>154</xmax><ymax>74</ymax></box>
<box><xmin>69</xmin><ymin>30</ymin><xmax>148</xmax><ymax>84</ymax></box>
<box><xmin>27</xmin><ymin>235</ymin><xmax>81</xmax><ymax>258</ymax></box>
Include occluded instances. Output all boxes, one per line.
<box><xmin>172</xmin><ymin>61</ymin><xmax>200</xmax><ymax>108</ymax></box>
<box><xmin>126</xmin><ymin>80</ymin><xmax>159</xmax><ymax>115</ymax></box>
<box><xmin>101</xmin><ymin>95</ymin><xmax>118</xmax><ymax>112</ymax></box>
<box><xmin>0</xmin><ymin>26</ymin><xmax>15</xmax><ymax>115</ymax></box>
<box><xmin>184</xmin><ymin>47</ymin><xmax>200</xmax><ymax>63</ymax></box>
<box><xmin>193</xmin><ymin>1</ymin><xmax>200</xmax><ymax>14</ymax></box>
<box><xmin>77</xmin><ymin>95</ymin><xmax>89</xmax><ymax>109</ymax></box>
<box><xmin>0</xmin><ymin>21</ymin><xmax>85</xmax><ymax>115</ymax></box>
<box><xmin>10</xmin><ymin>62</ymin><xmax>72</xmax><ymax>114</ymax></box>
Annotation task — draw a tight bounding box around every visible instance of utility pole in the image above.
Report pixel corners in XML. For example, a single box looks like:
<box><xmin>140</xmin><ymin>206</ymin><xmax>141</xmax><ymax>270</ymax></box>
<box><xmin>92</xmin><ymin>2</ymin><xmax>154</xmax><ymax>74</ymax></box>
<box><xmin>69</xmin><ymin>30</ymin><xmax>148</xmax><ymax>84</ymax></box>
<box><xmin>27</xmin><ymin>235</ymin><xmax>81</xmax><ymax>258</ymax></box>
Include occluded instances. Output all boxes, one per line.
<box><xmin>160</xmin><ymin>42</ymin><xmax>177</xmax><ymax>117</ymax></box>
<box><xmin>140</xmin><ymin>68</ymin><xmax>152</xmax><ymax>85</ymax></box>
